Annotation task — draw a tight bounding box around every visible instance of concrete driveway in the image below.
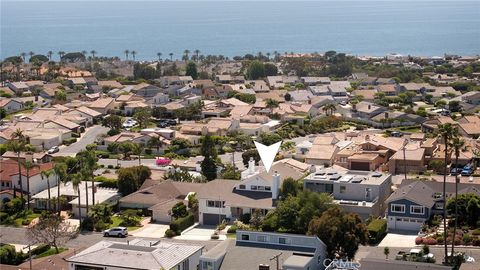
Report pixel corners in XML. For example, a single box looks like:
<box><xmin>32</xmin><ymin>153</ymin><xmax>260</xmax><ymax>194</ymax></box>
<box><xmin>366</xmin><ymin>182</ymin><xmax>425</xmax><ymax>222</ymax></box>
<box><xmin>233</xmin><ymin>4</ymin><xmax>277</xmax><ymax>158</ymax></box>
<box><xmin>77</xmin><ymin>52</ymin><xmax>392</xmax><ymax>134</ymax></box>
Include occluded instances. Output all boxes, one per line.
<box><xmin>175</xmin><ymin>226</ymin><xmax>226</xmax><ymax>241</ymax></box>
<box><xmin>55</xmin><ymin>125</ymin><xmax>109</xmax><ymax>157</ymax></box>
<box><xmin>130</xmin><ymin>223</ymin><xmax>169</xmax><ymax>238</ymax></box>
<box><xmin>378</xmin><ymin>233</ymin><xmax>418</xmax><ymax>248</ymax></box>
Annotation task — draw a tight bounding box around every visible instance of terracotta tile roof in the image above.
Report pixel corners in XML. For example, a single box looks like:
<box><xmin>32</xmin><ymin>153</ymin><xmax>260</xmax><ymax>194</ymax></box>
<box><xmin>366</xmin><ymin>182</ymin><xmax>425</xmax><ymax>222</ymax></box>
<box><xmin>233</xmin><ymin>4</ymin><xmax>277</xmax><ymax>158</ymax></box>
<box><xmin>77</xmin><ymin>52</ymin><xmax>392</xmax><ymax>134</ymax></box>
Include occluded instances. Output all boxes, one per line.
<box><xmin>0</xmin><ymin>159</ymin><xmax>54</xmax><ymax>181</ymax></box>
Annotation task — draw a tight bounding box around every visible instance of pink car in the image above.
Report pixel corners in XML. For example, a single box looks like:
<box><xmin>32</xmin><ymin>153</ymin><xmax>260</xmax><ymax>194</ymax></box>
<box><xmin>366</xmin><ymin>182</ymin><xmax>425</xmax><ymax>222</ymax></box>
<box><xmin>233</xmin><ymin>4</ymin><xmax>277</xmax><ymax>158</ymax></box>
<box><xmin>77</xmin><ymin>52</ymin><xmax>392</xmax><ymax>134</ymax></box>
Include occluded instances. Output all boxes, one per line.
<box><xmin>156</xmin><ymin>157</ymin><xmax>171</xmax><ymax>166</ymax></box>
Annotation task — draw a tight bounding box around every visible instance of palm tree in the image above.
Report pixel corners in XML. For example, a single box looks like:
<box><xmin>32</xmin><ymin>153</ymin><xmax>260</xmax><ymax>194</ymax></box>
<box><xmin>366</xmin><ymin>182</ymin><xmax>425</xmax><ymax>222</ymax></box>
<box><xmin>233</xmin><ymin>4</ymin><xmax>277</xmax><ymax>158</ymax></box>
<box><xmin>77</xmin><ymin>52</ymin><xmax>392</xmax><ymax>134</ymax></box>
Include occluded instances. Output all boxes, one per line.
<box><xmin>71</xmin><ymin>173</ymin><xmax>82</xmax><ymax>227</ymax></box>
<box><xmin>322</xmin><ymin>103</ymin><xmax>336</xmax><ymax>116</ymax></box>
<box><xmin>90</xmin><ymin>50</ymin><xmax>97</xmax><ymax>58</ymax></box>
<box><xmin>41</xmin><ymin>169</ymin><xmax>53</xmax><ymax>211</ymax></box>
<box><xmin>157</xmin><ymin>52</ymin><xmax>162</xmax><ymax>62</ymax></box>
<box><xmin>124</xmin><ymin>50</ymin><xmax>130</xmax><ymax>60</ymax></box>
<box><xmin>28</xmin><ymin>51</ymin><xmax>35</xmax><ymax>61</ymax></box>
<box><xmin>132</xmin><ymin>144</ymin><xmax>143</xmax><ymax>166</ymax></box>
<box><xmin>450</xmin><ymin>136</ymin><xmax>465</xmax><ymax>256</ymax></box>
<box><xmin>58</xmin><ymin>51</ymin><xmax>65</xmax><ymax>61</ymax></box>
<box><xmin>53</xmin><ymin>163</ymin><xmax>67</xmax><ymax>214</ymax></box>
<box><xmin>47</xmin><ymin>51</ymin><xmax>53</xmax><ymax>61</ymax></box>
<box><xmin>81</xmin><ymin>168</ymin><xmax>89</xmax><ymax>216</ymax></box>
<box><xmin>437</xmin><ymin>123</ymin><xmax>458</xmax><ymax>264</ymax></box>
<box><xmin>148</xmin><ymin>136</ymin><xmax>164</xmax><ymax>154</ymax></box>
<box><xmin>169</xmin><ymin>53</ymin><xmax>173</xmax><ymax>61</ymax></box>
<box><xmin>131</xmin><ymin>50</ymin><xmax>137</xmax><ymax>61</ymax></box>
<box><xmin>22</xmin><ymin>160</ymin><xmax>39</xmax><ymax>209</ymax></box>
<box><xmin>20</xmin><ymin>52</ymin><xmax>27</xmax><ymax>62</ymax></box>
<box><xmin>81</xmin><ymin>50</ymin><xmax>87</xmax><ymax>57</ymax></box>
<box><xmin>183</xmin><ymin>49</ymin><xmax>190</xmax><ymax>61</ymax></box>
<box><xmin>9</xmin><ymin>141</ymin><xmax>25</xmax><ymax>202</ymax></box>
<box><xmin>266</xmin><ymin>52</ymin><xmax>271</xmax><ymax>61</ymax></box>
<box><xmin>194</xmin><ymin>49</ymin><xmax>200</xmax><ymax>61</ymax></box>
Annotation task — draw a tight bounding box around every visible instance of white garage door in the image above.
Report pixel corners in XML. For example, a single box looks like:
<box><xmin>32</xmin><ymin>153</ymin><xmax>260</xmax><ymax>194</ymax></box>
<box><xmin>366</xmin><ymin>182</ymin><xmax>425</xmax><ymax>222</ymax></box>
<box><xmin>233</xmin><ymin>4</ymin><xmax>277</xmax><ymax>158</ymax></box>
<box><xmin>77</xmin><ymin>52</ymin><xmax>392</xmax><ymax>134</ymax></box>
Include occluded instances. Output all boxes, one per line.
<box><xmin>393</xmin><ymin>217</ymin><xmax>424</xmax><ymax>231</ymax></box>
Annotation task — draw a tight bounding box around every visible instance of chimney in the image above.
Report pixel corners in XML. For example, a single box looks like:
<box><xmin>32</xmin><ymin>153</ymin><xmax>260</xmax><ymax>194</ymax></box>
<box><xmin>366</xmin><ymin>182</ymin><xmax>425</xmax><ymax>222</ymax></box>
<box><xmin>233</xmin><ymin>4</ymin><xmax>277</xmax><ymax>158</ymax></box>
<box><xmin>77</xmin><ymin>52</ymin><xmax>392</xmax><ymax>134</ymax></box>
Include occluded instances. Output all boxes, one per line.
<box><xmin>248</xmin><ymin>157</ymin><xmax>255</xmax><ymax>174</ymax></box>
<box><xmin>352</xmin><ymin>103</ymin><xmax>357</xmax><ymax>111</ymax></box>
<box><xmin>368</xmin><ymin>104</ymin><xmax>371</xmax><ymax>110</ymax></box>
<box><xmin>272</xmin><ymin>171</ymin><xmax>280</xmax><ymax>200</ymax></box>
<box><xmin>385</xmin><ymin>112</ymin><xmax>389</xmax><ymax>119</ymax></box>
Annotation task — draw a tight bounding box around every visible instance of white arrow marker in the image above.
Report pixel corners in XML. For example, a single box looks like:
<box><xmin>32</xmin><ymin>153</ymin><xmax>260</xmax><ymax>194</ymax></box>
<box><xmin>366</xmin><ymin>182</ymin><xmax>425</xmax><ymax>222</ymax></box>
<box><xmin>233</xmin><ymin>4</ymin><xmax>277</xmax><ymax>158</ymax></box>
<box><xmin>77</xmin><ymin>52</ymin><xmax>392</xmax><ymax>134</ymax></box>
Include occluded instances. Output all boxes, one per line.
<box><xmin>254</xmin><ymin>141</ymin><xmax>282</xmax><ymax>173</ymax></box>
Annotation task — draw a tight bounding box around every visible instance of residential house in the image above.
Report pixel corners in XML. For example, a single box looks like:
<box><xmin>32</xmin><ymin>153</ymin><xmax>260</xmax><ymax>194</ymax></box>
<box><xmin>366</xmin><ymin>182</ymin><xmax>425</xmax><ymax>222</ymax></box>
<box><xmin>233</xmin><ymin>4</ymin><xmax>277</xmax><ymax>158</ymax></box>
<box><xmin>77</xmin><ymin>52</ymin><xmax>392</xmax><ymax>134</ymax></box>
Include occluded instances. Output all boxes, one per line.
<box><xmin>385</xmin><ymin>180</ymin><xmax>480</xmax><ymax>231</ymax></box>
<box><xmin>120</xmin><ymin>181</ymin><xmax>203</xmax><ymax>222</ymax></box>
<box><xmin>67</xmin><ymin>239</ymin><xmax>203</xmax><ymax>270</ymax></box>
<box><xmin>0</xmin><ymin>98</ymin><xmax>24</xmax><ymax>114</ymax></box>
<box><xmin>266</xmin><ymin>75</ymin><xmax>299</xmax><ymax>89</ymax></box>
<box><xmin>352</xmin><ymin>101</ymin><xmax>387</xmax><ymax>119</ymax></box>
<box><xmin>288</xmin><ymin>90</ymin><xmax>314</xmax><ymax>102</ymax></box>
<box><xmin>388</xmin><ymin>147</ymin><xmax>426</xmax><ymax>174</ymax></box>
<box><xmin>131</xmin><ymin>83</ymin><xmax>162</xmax><ymax>98</ymax></box>
<box><xmin>88</xmin><ymin>97</ymin><xmax>115</xmax><ymax>115</ymax></box>
<box><xmin>376</xmin><ymin>84</ymin><xmax>398</xmax><ymax>96</ymax></box>
<box><xmin>0</xmin><ymin>159</ymin><xmax>56</xmax><ymax>196</ymax></box>
<box><xmin>69</xmin><ymin>106</ymin><xmax>102</xmax><ymax>125</ymax></box>
<box><xmin>180</xmin><ymin>118</ymin><xmax>239</xmax><ymax>136</ymax></box>
<box><xmin>200</xmin><ymin>231</ymin><xmax>327</xmax><ymax>270</ymax></box>
<box><xmin>6</xmin><ymin>82</ymin><xmax>29</xmax><ymax>95</ymax></box>
<box><xmin>148</xmin><ymin>92</ymin><xmax>169</xmax><ymax>106</ymax></box>
<box><xmin>304</xmin><ymin>166</ymin><xmax>392</xmax><ymax>219</ymax></box>
<box><xmin>215</xmin><ymin>75</ymin><xmax>245</xmax><ymax>84</ymax></box>
<box><xmin>301</xmin><ymin>76</ymin><xmax>331</xmax><ymax>86</ymax></box>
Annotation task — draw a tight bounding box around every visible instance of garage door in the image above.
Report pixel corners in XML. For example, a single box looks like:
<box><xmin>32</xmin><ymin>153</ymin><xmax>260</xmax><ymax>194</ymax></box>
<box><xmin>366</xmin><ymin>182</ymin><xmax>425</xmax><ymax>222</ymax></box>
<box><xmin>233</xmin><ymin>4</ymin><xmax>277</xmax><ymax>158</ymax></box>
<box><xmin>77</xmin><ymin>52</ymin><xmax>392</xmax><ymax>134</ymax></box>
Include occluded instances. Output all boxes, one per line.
<box><xmin>203</xmin><ymin>214</ymin><xmax>226</xmax><ymax>226</ymax></box>
<box><xmin>394</xmin><ymin>217</ymin><xmax>423</xmax><ymax>231</ymax></box>
<box><xmin>351</xmin><ymin>162</ymin><xmax>370</xmax><ymax>171</ymax></box>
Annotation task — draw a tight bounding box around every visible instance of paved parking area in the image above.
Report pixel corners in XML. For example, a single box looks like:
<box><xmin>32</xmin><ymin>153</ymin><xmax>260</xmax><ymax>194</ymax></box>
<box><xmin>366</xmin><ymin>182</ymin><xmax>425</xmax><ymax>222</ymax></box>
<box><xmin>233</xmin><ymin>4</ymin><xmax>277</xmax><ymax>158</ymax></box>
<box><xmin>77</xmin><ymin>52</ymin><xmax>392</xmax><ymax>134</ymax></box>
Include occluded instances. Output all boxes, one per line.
<box><xmin>130</xmin><ymin>223</ymin><xmax>169</xmax><ymax>238</ymax></box>
<box><xmin>378</xmin><ymin>233</ymin><xmax>418</xmax><ymax>247</ymax></box>
<box><xmin>175</xmin><ymin>226</ymin><xmax>226</xmax><ymax>241</ymax></box>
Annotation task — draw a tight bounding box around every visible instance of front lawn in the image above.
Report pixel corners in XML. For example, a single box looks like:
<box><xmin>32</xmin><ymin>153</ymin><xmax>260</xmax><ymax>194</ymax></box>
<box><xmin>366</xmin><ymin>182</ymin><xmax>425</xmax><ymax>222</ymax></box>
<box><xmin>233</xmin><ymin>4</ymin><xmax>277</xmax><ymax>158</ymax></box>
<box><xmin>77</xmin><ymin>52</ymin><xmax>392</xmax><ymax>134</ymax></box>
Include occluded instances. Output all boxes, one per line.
<box><xmin>110</xmin><ymin>216</ymin><xmax>141</xmax><ymax>231</ymax></box>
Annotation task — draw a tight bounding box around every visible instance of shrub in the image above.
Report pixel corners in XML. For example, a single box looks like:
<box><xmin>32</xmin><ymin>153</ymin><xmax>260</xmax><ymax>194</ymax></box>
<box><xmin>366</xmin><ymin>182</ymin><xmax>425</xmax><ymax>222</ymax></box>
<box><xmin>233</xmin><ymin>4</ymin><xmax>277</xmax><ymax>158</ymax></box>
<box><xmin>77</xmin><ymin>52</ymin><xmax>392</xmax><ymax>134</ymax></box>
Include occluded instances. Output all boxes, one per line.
<box><xmin>436</xmin><ymin>236</ymin><xmax>444</xmax><ymax>244</ymax></box>
<box><xmin>30</xmin><ymin>244</ymin><xmax>50</xmax><ymax>256</ymax></box>
<box><xmin>239</xmin><ymin>213</ymin><xmax>251</xmax><ymax>224</ymax></box>
<box><xmin>423</xmin><ymin>238</ymin><xmax>437</xmax><ymax>245</ymax></box>
<box><xmin>367</xmin><ymin>219</ymin><xmax>387</xmax><ymax>244</ymax></box>
<box><xmin>107</xmin><ymin>165</ymin><xmax>114</xmax><ymax>169</ymax></box>
<box><xmin>164</xmin><ymin>229</ymin><xmax>176</xmax><ymax>238</ymax></box>
<box><xmin>462</xmin><ymin>234</ymin><xmax>472</xmax><ymax>245</ymax></box>
<box><xmin>415</xmin><ymin>236</ymin><xmax>423</xmax><ymax>245</ymax></box>
<box><xmin>94</xmin><ymin>176</ymin><xmax>117</xmax><ymax>188</ymax></box>
<box><xmin>472</xmin><ymin>237</ymin><xmax>480</xmax><ymax>246</ymax></box>
<box><xmin>227</xmin><ymin>225</ymin><xmax>237</xmax><ymax>234</ymax></box>
<box><xmin>62</xmin><ymin>138</ymin><xmax>77</xmax><ymax>145</ymax></box>
<box><xmin>170</xmin><ymin>213</ymin><xmax>194</xmax><ymax>235</ymax></box>
<box><xmin>81</xmin><ymin>216</ymin><xmax>94</xmax><ymax>231</ymax></box>
<box><xmin>211</xmin><ymin>233</ymin><xmax>220</xmax><ymax>240</ymax></box>
<box><xmin>217</xmin><ymin>222</ymin><xmax>226</xmax><ymax>231</ymax></box>
<box><xmin>472</xmin><ymin>229</ymin><xmax>480</xmax><ymax>235</ymax></box>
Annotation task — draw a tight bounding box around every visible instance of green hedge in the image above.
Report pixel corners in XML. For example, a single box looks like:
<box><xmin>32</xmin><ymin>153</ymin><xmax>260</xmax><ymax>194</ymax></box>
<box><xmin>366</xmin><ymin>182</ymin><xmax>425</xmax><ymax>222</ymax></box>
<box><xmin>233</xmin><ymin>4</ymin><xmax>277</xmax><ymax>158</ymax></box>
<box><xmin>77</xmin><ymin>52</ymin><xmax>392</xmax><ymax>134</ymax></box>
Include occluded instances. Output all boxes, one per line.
<box><xmin>62</xmin><ymin>138</ymin><xmax>77</xmax><ymax>145</ymax></box>
<box><xmin>94</xmin><ymin>176</ymin><xmax>118</xmax><ymax>188</ymax></box>
<box><xmin>367</xmin><ymin>219</ymin><xmax>387</xmax><ymax>245</ymax></box>
<box><xmin>170</xmin><ymin>213</ymin><xmax>194</xmax><ymax>235</ymax></box>
<box><xmin>31</xmin><ymin>244</ymin><xmax>50</xmax><ymax>256</ymax></box>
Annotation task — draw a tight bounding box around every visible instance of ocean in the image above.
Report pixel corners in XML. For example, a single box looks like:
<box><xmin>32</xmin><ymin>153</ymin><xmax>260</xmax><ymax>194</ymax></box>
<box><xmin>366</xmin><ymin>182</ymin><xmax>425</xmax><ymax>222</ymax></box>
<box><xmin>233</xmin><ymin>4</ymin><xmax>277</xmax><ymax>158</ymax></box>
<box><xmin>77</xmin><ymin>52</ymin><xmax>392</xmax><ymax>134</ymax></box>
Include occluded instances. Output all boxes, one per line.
<box><xmin>1</xmin><ymin>1</ymin><xmax>479</xmax><ymax>61</ymax></box>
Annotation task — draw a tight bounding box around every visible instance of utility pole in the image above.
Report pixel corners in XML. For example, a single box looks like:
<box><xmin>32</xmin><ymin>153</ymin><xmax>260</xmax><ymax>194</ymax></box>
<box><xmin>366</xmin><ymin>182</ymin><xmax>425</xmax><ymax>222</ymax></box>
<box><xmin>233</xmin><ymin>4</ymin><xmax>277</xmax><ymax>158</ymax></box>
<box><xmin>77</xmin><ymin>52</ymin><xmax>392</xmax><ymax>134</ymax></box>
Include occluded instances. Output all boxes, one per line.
<box><xmin>270</xmin><ymin>252</ymin><xmax>282</xmax><ymax>270</ymax></box>
<box><xmin>23</xmin><ymin>244</ymin><xmax>33</xmax><ymax>270</ymax></box>
<box><xmin>403</xmin><ymin>139</ymin><xmax>408</xmax><ymax>181</ymax></box>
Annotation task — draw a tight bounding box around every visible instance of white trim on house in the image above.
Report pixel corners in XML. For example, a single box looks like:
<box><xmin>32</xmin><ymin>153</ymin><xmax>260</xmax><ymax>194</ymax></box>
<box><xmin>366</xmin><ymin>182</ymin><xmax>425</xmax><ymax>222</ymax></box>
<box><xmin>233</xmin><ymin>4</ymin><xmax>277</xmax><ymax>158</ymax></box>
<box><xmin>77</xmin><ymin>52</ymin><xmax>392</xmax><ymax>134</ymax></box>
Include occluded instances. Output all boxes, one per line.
<box><xmin>391</xmin><ymin>203</ymin><xmax>405</xmax><ymax>213</ymax></box>
<box><xmin>410</xmin><ymin>205</ymin><xmax>425</xmax><ymax>215</ymax></box>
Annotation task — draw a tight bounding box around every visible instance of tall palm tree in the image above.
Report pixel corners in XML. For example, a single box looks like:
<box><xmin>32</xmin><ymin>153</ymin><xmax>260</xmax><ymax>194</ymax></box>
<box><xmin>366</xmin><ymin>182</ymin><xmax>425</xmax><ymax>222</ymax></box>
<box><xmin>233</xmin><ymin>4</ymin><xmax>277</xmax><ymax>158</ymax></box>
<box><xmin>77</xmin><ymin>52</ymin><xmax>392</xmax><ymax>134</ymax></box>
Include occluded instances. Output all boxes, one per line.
<box><xmin>437</xmin><ymin>123</ymin><xmax>458</xmax><ymax>264</ymax></box>
<box><xmin>169</xmin><ymin>53</ymin><xmax>173</xmax><ymax>61</ymax></box>
<box><xmin>131</xmin><ymin>51</ymin><xmax>137</xmax><ymax>61</ymax></box>
<box><xmin>194</xmin><ymin>49</ymin><xmax>200</xmax><ymax>61</ymax></box>
<box><xmin>71</xmin><ymin>173</ymin><xmax>82</xmax><ymax>227</ymax></box>
<box><xmin>47</xmin><ymin>51</ymin><xmax>53</xmax><ymax>61</ymax></box>
<box><xmin>148</xmin><ymin>136</ymin><xmax>164</xmax><ymax>154</ymax></box>
<box><xmin>90</xmin><ymin>50</ymin><xmax>97</xmax><ymax>58</ymax></box>
<box><xmin>124</xmin><ymin>50</ymin><xmax>130</xmax><ymax>60</ymax></box>
<box><xmin>450</xmin><ymin>137</ymin><xmax>465</xmax><ymax>256</ymax></box>
<box><xmin>9</xmin><ymin>141</ymin><xmax>25</xmax><ymax>202</ymax></box>
<box><xmin>132</xmin><ymin>144</ymin><xmax>143</xmax><ymax>166</ymax></box>
<box><xmin>28</xmin><ymin>51</ymin><xmax>35</xmax><ymax>61</ymax></box>
<box><xmin>20</xmin><ymin>52</ymin><xmax>27</xmax><ymax>62</ymax></box>
<box><xmin>183</xmin><ymin>49</ymin><xmax>190</xmax><ymax>61</ymax></box>
<box><xmin>22</xmin><ymin>160</ymin><xmax>39</xmax><ymax>209</ymax></box>
<box><xmin>58</xmin><ymin>51</ymin><xmax>65</xmax><ymax>61</ymax></box>
<box><xmin>81</xmin><ymin>50</ymin><xmax>87</xmax><ymax>57</ymax></box>
<box><xmin>81</xmin><ymin>168</ymin><xmax>89</xmax><ymax>216</ymax></box>
<box><xmin>53</xmin><ymin>163</ymin><xmax>67</xmax><ymax>214</ymax></box>
<box><xmin>157</xmin><ymin>52</ymin><xmax>162</xmax><ymax>62</ymax></box>
<box><xmin>41</xmin><ymin>169</ymin><xmax>53</xmax><ymax>211</ymax></box>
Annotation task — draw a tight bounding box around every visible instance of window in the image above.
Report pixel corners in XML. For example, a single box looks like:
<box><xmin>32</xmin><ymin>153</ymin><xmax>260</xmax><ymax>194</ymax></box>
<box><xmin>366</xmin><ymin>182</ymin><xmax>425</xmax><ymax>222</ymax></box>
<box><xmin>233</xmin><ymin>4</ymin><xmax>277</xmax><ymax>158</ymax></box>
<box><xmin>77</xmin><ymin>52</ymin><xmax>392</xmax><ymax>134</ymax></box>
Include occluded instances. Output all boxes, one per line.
<box><xmin>265</xmin><ymin>186</ymin><xmax>271</xmax><ymax>191</ymax></box>
<box><xmin>241</xmin><ymin>234</ymin><xmax>249</xmax><ymax>241</ymax></box>
<box><xmin>391</xmin><ymin>204</ymin><xmax>405</xmax><ymax>213</ymax></box>
<box><xmin>182</xmin><ymin>259</ymin><xmax>189</xmax><ymax>270</ymax></box>
<box><xmin>202</xmin><ymin>261</ymin><xmax>213</xmax><ymax>270</ymax></box>
<box><xmin>340</xmin><ymin>186</ymin><xmax>346</xmax><ymax>193</ymax></box>
<box><xmin>251</xmin><ymin>185</ymin><xmax>258</xmax><ymax>190</ymax></box>
<box><xmin>435</xmin><ymin>202</ymin><xmax>444</xmax><ymax>210</ymax></box>
<box><xmin>365</xmin><ymin>188</ymin><xmax>371</xmax><ymax>200</ymax></box>
<box><xmin>239</xmin><ymin>185</ymin><xmax>246</xmax><ymax>189</ymax></box>
<box><xmin>340</xmin><ymin>157</ymin><xmax>347</xmax><ymax>163</ymax></box>
<box><xmin>256</xmin><ymin>235</ymin><xmax>268</xmax><ymax>242</ymax></box>
<box><xmin>258</xmin><ymin>186</ymin><xmax>265</xmax><ymax>191</ymax></box>
<box><xmin>207</xmin><ymin>200</ymin><xmax>224</xmax><ymax>208</ymax></box>
<box><xmin>410</xmin><ymin>205</ymin><xmax>425</xmax><ymax>215</ymax></box>
<box><xmin>207</xmin><ymin>200</ymin><xmax>215</xmax><ymax>207</ymax></box>
<box><xmin>279</xmin><ymin>237</ymin><xmax>289</xmax><ymax>244</ymax></box>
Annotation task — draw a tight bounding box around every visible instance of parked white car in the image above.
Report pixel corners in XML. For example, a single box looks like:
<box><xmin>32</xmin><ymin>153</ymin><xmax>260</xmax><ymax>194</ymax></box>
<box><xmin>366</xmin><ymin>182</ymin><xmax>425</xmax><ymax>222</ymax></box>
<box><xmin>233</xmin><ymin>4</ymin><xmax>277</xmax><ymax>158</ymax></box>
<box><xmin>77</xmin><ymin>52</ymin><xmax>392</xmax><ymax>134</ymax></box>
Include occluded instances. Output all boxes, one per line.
<box><xmin>103</xmin><ymin>227</ymin><xmax>128</xmax><ymax>237</ymax></box>
<box><xmin>47</xmin><ymin>146</ymin><xmax>59</xmax><ymax>154</ymax></box>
